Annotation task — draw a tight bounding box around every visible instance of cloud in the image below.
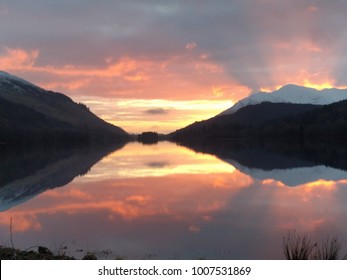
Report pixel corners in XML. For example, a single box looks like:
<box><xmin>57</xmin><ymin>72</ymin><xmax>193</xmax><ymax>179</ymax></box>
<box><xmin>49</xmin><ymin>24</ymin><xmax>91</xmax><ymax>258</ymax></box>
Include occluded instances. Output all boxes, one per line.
<box><xmin>1</xmin><ymin>2</ymin><xmax>343</xmax><ymax>93</ymax></box>
<box><xmin>186</xmin><ymin>41</ymin><xmax>197</xmax><ymax>50</ymax></box>
<box><xmin>144</xmin><ymin>108</ymin><xmax>169</xmax><ymax>115</ymax></box>
<box><xmin>2</xmin><ymin>0</ymin><xmax>347</xmax><ymax>132</ymax></box>
<box><xmin>0</xmin><ymin>46</ymin><xmax>239</xmax><ymax>102</ymax></box>
<box><xmin>146</xmin><ymin>162</ymin><xmax>169</xmax><ymax>168</ymax></box>
<box><xmin>0</xmin><ymin>48</ymin><xmax>39</xmax><ymax>70</ymax></box>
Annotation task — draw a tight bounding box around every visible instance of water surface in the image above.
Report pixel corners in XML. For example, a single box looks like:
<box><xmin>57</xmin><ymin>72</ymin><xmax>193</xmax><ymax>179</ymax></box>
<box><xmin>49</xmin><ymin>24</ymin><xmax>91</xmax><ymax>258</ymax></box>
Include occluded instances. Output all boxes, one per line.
<box><xmin>0</xmin><ymin>141</ymin><xmax>346</xmax><ymax>259</ymax></box>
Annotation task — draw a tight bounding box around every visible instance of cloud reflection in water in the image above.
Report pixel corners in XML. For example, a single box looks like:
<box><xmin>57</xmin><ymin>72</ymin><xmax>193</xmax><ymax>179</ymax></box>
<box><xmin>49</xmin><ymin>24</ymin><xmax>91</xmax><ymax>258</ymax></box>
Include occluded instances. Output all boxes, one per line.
<box><xmin>0</xmin><ymin>141</ymin><xmax>346</xmax><ymax>259</ymax></box>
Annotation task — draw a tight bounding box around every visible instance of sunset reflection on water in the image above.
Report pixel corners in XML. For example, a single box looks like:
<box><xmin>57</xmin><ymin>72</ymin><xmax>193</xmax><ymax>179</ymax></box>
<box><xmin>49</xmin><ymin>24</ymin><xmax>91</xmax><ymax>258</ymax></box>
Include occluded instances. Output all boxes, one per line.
<box><xmin>0</xmin><ymin>142</ymin><xmax>346</xmax><ymax>259</ymax></box>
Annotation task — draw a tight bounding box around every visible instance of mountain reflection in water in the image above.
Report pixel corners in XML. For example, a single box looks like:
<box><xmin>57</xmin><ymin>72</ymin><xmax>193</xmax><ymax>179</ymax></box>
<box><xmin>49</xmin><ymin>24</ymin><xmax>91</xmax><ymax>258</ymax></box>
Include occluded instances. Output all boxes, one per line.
<box><xmin>0</xmin><ymin>143</ymin><xmax>126</xmax><ymax>211</ymax></box>
<box><xmin>176</xmin><ymin>138</ymin><xmax>347</xmax><ymax>186</ymax></box>
<box><xmin>0</xmin><ymin>141</ymin><xmax>346</xmax><ymax>259</ymax></box>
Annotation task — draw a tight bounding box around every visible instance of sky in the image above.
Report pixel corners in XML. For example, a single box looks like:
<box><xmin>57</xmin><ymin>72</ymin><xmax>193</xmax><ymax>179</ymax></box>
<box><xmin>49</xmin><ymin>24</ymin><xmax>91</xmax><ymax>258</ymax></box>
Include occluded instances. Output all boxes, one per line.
<box><xmin>1</xmin><ymin>0</ymin><xmax>347</xmax><ymax>133</ymax></box>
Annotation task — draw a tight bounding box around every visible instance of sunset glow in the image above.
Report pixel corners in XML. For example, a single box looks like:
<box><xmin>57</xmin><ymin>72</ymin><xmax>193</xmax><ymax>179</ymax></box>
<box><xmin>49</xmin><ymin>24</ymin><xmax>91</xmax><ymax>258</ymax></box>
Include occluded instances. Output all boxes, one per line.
<box><xmin>2</xmin><ymin>1</ymin><xmax>347</xmax><ymax>133</ymax></box>
<box><xmin>76</xmin><ymin>97</ymin><xmax>233</xmax><ymax>133</ymax></box>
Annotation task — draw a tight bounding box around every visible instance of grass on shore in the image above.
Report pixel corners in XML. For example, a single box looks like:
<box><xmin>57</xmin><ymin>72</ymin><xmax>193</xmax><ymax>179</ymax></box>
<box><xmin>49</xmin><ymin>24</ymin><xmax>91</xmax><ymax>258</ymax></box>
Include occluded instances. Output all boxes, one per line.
<box><xmin>283</xmin><ymin>230</ymin><xmax>347</xmax><ymax>260</ymax></box>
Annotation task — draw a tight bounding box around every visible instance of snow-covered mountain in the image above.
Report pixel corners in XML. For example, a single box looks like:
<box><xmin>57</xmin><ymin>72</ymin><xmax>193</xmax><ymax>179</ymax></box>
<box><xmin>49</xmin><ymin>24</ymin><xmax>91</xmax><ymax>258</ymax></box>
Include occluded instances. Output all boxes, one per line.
<box><xmin>0</xmin><ymin>70</ymin><xmax>41</xmax><ymax>89</ymax></box>
<box><xmin>220</xmin><ymin>84</ymin><xmax>347</xmax><ymax>115</ymax></box>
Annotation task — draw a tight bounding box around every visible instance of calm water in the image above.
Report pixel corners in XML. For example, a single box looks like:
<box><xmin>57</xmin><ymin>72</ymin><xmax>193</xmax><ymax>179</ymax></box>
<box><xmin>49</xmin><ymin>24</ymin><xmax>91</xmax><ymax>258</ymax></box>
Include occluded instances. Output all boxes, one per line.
<box><xmin>1</xmin><ymin>141</ymin><xmax>347</xmax><ymax>259</ymax></box>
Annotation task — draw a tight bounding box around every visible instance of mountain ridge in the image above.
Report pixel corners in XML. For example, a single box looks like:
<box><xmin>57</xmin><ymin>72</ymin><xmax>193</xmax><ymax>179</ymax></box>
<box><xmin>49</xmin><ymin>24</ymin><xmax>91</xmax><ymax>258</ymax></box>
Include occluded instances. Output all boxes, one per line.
<box><xmin>170</xmin><ymin>84</ymin><xmax>347</xmax><ymax>141</ymax></box>
<box><xmin>169</xmin><ymin>102</ymin><xmax>322</xmax><ymax>140</ymax></box>
<box><xmin>170</xmin><ymin>99</ymin><xmax>347</xmax><ymax>140</ymax></box>
<box><xmin>220</xmin><ymin>84</ymin><xmax>347</xmax><ymax>115</ymax></box>
<box><xmin>0</xmin><ymin>71</ymin><xmax>128</xmax><ymax>144</ymax></box>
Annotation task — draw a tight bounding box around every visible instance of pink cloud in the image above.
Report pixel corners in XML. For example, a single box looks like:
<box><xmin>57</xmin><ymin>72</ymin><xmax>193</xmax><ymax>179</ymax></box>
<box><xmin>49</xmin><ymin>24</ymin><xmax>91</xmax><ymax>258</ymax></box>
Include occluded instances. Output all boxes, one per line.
<box><xmin>0</xmin><ymin>48</ymin><xmax>39</xmax><ymax>70</ymax></box>
<box><xmin>0</xmin><ymin>47</ymin><xmax>246</xmax><ymax>103</ymax></box>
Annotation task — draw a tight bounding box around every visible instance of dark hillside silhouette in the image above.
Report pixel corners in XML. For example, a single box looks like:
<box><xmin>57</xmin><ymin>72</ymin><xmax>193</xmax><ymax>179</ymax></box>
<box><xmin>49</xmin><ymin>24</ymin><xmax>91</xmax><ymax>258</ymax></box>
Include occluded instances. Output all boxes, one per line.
<box><xmin>0</xmin><ymin>71</ymin><xmax>128</xmax><ymax>145</ymax></box>
<box><xmin>170</xmin><ymin>100</ymin><xmax>347</xmax><ymax>140</ymax></box>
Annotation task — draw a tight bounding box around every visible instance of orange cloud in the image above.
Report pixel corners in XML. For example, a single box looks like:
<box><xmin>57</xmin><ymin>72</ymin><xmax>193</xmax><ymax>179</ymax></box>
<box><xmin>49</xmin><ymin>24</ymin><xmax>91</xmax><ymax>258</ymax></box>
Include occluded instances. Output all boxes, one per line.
<box><xmin>0</xmin><ymin>47</ymin><xmax>246</xmax><ymax>100</ymax></box>
<box><xmin>0</xmin><ymin>214</ymin><xmax>41</xmax><ymax>233</ymax></box>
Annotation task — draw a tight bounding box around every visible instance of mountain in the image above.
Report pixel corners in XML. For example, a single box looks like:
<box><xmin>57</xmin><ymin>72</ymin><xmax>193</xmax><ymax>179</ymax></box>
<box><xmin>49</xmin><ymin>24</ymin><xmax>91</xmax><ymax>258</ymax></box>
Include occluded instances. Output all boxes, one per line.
<box><xmin>170</xmin><ymin>83</ymin><xmax>347</xmax><ymax>141</ymax></box>
<box><xmin>0</xmin><ymin>71</ymin><xmax>128</xmax><ymax>144</ymax></box>
<box><xmin>169</xmin><ymin>102</ymin><xmax>321</xmax><ymax>140</ymax></box>
<box><xmin>220</xmin><ymin>84</ymin><xmax>347</xmax><ymax>115</ymax></box>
